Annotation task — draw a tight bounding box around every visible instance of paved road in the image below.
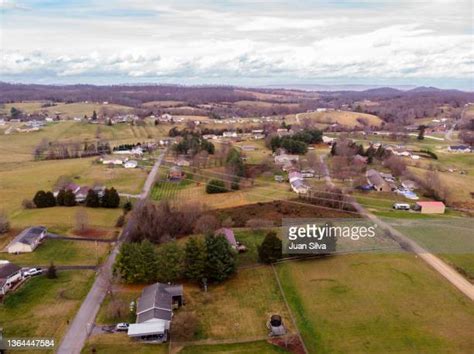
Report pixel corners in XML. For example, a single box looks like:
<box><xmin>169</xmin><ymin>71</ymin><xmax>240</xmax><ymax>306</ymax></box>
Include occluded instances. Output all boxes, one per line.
<box><xmin>57</xmin><ymin>151</ymin><xmax>165</xmax><ymax>354</ymax></box>
<box><xmin>319</xmin><ymin>153</ymin><xmax>474</xmax><ymax>301</ymax></box>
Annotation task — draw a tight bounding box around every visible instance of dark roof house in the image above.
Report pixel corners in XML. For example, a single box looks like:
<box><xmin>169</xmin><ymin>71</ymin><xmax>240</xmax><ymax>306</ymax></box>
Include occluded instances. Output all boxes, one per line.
<box><xmin>0</xmin><ymin>261</ymin><xmax>23</xmax><ymax>295</ymax></box>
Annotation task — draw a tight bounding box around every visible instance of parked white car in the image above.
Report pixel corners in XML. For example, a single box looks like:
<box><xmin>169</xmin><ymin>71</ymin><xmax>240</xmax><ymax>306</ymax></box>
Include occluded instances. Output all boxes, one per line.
<box><xmin>116</xmin><ymin>323</ymin><xmax>129</xmax><ymax>331</ymax></box>
<box><xmin>393</xmin><ymin>203</ymin><xmax>411</xmax><ymax>210</ymax></box>
<box><xmin>24</xmin><ymin>268</ymin><xmax>43</xmax><ymax>277</ymax></box>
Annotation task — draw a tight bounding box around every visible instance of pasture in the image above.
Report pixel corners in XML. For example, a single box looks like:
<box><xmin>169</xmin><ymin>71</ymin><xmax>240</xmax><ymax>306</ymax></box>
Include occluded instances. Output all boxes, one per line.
<box><xmin>0</xmin><ymin>271</ymin><xmax>95</xmax><ymax>342</ymax></box>
<box><xmin>182</xmin><ymin>266</ymin><xmax>293</xmax><ymax>340</ymax></box>
<box><xmin>276</xmin><ymin>254</ymin><xmax>474</xmax><ymax>353</ymax></box>
<box><xmin>1</xmin><ymin>239</ymin><xmax>110</xmax><ymax>267</ymax></box>
<box><xmin>288</xmin><ymin>110</ymin><xmax>382</xmax><ymax>128</ymax></box>
<box><xmin>1</xmin><ymin>101</ymin><xmax>133</xmax><ymax>118</ymax></box>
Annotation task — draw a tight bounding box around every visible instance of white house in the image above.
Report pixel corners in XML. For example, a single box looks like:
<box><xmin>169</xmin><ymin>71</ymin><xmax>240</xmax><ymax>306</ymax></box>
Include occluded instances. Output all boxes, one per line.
<box><xmin>124</xmin><ymin>160</ymin><xmax>138</xmax><ymax>169</ymax></box>
<box><xmin>0</xmin><ymin>261</ymin><xmax>23</xmax><ymax>296</ymax></box>
<box><xmin>7</xmin><ymin>227</ymin><xmax>47</xmax><ymax>254</ymax></box>
<box><xmin>129</xmin><ymin>283</ymin><xmax>184</xmax><ymax>342</ymax></box>
<box><xmin>223</xmin><ymin>131</ymin><xmax>238</xmax><ymax>138</ymax></box>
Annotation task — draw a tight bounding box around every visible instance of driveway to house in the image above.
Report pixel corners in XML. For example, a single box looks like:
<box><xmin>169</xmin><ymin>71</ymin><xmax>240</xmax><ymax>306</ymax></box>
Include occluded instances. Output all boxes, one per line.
<box><xmin>57</xmin><ymin>151</ymin><xmax>165</xmax><ymax>354</ymax></box>
<box><xmin>319</xmin><ymin>153</ymin><xmax>474</xmax><ymax>301</ymax></box>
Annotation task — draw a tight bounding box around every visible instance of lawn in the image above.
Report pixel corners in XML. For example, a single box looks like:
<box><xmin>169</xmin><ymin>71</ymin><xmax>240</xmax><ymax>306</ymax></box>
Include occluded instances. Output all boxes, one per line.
<box><xmin>178</xmin><ymin>340</ymin><xmax>287</xmax><ymax>353</ymax></box>
<box><xmin>384</xmin><ymin>217</ymin><xmax>474</xmax><ymax>280</ymax></box>
<box><xmin>289</xmin><ymin>110</ymin><xmax>382</xmax><ymax>127</ymax></box>
<box><xmin>182</xmin><ymin>266</ymin><xmax>293</xmax><ymax>340</ymax></box>
<box><xmin>276</xmin><ymin>254</ymin><xmax>474</xmax><ymax>353</ymax></box>
<box><xmin>82</xmin><ymin>333</ymin><xmax>168</xmax><ymax>354</ymax></box>
<box><xmin>152</xmin><ymin>177</ymin><xmax>293</xmax><ymax>210</ymax></box>
<box><xmin>0</xmin><ymin>271</ymin><xmax>95</xmax><ymax>343</ymax></box>
<box><xmin>11</xmin><ymin>206</ymin><xmax>122</xmax><ymax>231</ymax></box>
<box><xmin>1</xmin><ymin>239</ymin><xmax>110</xmax><ymax>266</ymax></box>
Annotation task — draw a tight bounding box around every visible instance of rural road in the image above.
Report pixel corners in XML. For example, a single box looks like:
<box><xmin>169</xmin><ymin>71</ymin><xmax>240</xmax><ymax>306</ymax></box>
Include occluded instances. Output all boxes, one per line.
<box><xmin>446</xmin><ymin>103</ymin><xmax>471</xmax><ymax>141</ymax></box>
<box><xmin>57</xmin><ymin>151</ymin><xmax>165</xmax><ymax>354</ymax></box>
<box><xmin>319</xmin><ymin>153</ymin><xmax>474</xmax><ymax>301</ymax></box>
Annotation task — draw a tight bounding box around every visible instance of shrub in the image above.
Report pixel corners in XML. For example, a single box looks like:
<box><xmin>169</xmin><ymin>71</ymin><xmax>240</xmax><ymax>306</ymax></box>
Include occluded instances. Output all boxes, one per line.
<box><xmin>22</xmin><ymin>199</ymin><xmax>36</xmax><ymax>209</ymax></box>
<box><xmin>0</xmin><ymin>212</ymin><xmax>10</xmax><ymax>234</ymax></box>
<box><xmin>46</xmin><ymin>262</ymin><xmax>57</xmax><ymax>279</ymax></box>
<box><xmin>206</xmin><ymin>179</ymin><xmax>227</xmax><ymax>194</ymax></box>
<box><xmin>115</xmin><ymin>214</ymin><xmax>125</xmax><ymax>227</ymax></box>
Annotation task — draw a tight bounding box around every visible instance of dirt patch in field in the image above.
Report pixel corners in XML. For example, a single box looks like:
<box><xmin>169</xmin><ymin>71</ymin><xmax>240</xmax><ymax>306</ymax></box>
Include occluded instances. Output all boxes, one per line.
<box><xmin>270</xmin><ymin>335</ymin><xmax>306</xmax><ymax>354</ymax></box>
<box><xmin>213</xmin><ymin>200</ymin><xmax>358</xmax><ymax>227</ymax></box>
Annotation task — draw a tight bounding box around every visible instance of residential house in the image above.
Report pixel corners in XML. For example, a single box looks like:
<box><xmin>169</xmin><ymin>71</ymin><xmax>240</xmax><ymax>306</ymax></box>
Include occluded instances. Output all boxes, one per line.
<box><xmin>448</xmin><ymin>145</ymin><xmax>472</xmax><ymax>153</ymax></box>
<box><xmin>366</xmin><ymin>169</ymin><xmax>391</xmax><ymax>192</ymax></box>
<box><xmin>128</xmin><ymin>283</ymin><xmax>184</xmax><ymax>341</ymax></box>
<box><xmin>0</xmin><ymin>261</ymin><xmax>23</xmax><ymax>296</ymax></box>
<box><xmin>168</xmin><ymin>166</ymin><xmax>184</xmax><ymax>181</ymax></box>
<box><xmin>124</xmin><ymin>160</ymin><xmax>138</xmax><ymax>169</ymax></box>
<box><xmin>274</xmin><ymin>154</ymin><xmax>299</xmax><ymax>166</ymax></box>
<box><xmin>101</xmin><ymin>157</ymin><xmax>124</xmax><ymax>165</ymax></box>
<box><xmin>290</xmin><ymin>179</ymin><xmax>310</xmax><ymax>194</ymax></box>
<box><xmin>75</xmin><ymin>186</ymin><xmax>91</xmax><ymax>203</ymax></box>
<box><xmin>53</xmin><ymin>183</ymin><xmax>80</xmax><ymax>197</ymax></box>
<box><xmin>401</xmin><ymin>180</ymin><xmax>418</xmax><ymax>190</ymax></box>
<box><xmin>223</xmin><ymin>131</ymin><xmax>238</xmax><ymax>138</ymax></box>
<box><xmin>216</xmin><ymin>228</ymin><xmax>247</xmax><ymax>252</ymax></box>
<box><xmin>414</xmin><ymin>201</ymin><xmax>445</xmax><ymax>214</ymax></box>
<box><xmin>7</xmin><ymin>226</ymin><xmax>47</xmax><ymax>254</ymax></box>
<box><xmin>322</xmin><ymin>136</ymin><xmax>335</xmax><ymax>144</ymax></box>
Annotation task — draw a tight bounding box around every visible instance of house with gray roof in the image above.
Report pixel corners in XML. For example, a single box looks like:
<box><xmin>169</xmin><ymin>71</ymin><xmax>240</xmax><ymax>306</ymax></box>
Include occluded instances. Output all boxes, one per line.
<box><xmin>7</xmin><ymin>226</ymin><xmax>47</xmax><ymax>254</ymax></box>
<box><xmin>366</xmin><ymin>169</ymin><xmax>391</xmax><ymax>192</ymax></box>
<box><xmin>128</xmin><ymin>282</ymin><xmax>183</xmax><ymax>341</ymax></box>
<box><xmin>0</xmin><ymin>261</ymin><xmax>23</xmax><ymax>296</ymax></box>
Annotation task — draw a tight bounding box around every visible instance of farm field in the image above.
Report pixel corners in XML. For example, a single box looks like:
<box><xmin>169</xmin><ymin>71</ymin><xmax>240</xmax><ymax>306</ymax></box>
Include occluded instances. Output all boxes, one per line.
<box><xmin>151</xmin><ymin>176</ymin><xmax>293</xmax><ymax>210</ymax></box>
<box><xmin>276</xmin><ymin>254</ymin><xmax>474</xmax><ymax>353</ymax></box>
<box><xmin>181</xmin><ymin>266</ymin><xmax>294</xmax><ymax>340</ymax></box>
<box><xmin>0</xmin><ymin>271</ymin><xmax>95</xmax><ymax>343</ymax></box>
<box><xmin>384</xmin><ymin>218</ymin><xmax>474</xmax><ymax>281</ymax></box>
<box><xmin>288</xmin><ymin>110</ymin><xmax>382</xmax><ymax>127</ymax></box>
<box><xmin>0</xmin><ymin>120</ymin><xmax>170</xmax><ymax>163</ymax></box>
<box><xmin>1</xmin><ymin>239</ymin><xmax>110</xmax><ymax>267</ymax></box>
<box><xmin>1</xmin><ymin>101</ymin><xmax>133</xmax><ymax>118</ymax></box>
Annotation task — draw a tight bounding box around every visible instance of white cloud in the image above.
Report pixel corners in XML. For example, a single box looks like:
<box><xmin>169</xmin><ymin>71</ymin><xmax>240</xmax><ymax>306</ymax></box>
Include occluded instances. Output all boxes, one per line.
<box><xmin>0</xmin><ymin>0</ymin><xmax>472</xmax><ymax>88</ymax></box>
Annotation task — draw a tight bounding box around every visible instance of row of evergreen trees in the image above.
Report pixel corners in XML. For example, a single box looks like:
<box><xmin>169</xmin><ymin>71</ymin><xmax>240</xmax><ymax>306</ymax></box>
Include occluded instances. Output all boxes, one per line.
<box><xmin>114</xmin><ymin>234</ymin><xmax>237</xmax><ymax>284</ymax></box>
<box><xmin>32</xmin><ymin>188</ymin><xmax>120</xmax><ymax>208</ymax></box>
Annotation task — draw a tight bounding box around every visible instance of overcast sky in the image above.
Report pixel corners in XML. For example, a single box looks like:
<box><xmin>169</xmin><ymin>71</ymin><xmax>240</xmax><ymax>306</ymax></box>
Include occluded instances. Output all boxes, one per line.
<box><xmin>1</xmin><ymin>0</ymin><xmax>473</xmax><ymax>89</ymax></box>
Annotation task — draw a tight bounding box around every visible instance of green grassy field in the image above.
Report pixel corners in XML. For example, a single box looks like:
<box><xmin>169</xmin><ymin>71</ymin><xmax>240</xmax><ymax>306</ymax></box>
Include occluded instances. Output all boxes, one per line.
<box><xmin>82</xmin><ymin>333</ymin><xmax>168</xmax><ymax>354</ymax></box>
<box><xmin>178</xmin><ymin>340</ymin><xmax>287</xmax><ymax>353</ymax></box>
<box><xmin>1</xmin><ymin>101</ymin><xmax>133</xmax><ymax>118</ymax></box>
<box><xmin>1</xmin><ymin>239</ymin><xmax>110</xmax><ymax>266</ymax></box>
<box><xmin>0</xmin><ymin>271</ymin><xmax>95</xmax><ymax>343</ymax></box>
<box><xmin>384</xmin><ymin>218</ymin><xmax>474</xmax><ymax>280</ymax></box>
<box><xmin>276</xmin><ymin>254</ymin><xmax>474</xmax><ymax>353</ymax></box>
<box><xmin>183</xmin><ymin>266</ymin><xmax>293</xmax><ymax>340</ymax></box>
<box><xmin>288</xmin><ymin>110</ymin><xmax>382</xmax><ymax>127</ymax></box>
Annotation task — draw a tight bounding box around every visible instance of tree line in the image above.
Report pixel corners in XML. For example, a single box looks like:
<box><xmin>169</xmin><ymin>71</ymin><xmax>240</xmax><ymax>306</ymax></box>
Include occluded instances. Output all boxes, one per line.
<box><xmin>31</xmin><ymin>188</ymin><xmax>120</xmax><ymax>208</ymax></box>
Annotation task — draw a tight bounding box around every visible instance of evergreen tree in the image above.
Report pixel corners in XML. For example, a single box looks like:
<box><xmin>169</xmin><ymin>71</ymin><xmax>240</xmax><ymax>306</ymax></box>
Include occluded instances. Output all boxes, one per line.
<box><xmin>56</xmin><ymin>189</ymin><xmax>66</xmax><ymax>206</ymax></box>
<box><xmin>114</xmin><ymin>241</ymin><xmax>158</xmax><ymax>283</ymax></box>
<box><xmin>184</xmin><ymin>237</ymin><xmax>207</xmax><ymax>282</ymax></box>
<box><xmin>205</xmin><ymin>234</ymin><xmax>236</xmax><ymax>282</ymax></box>
<box><xmin>63</xmin><ymin>190</ymin><xmax>77</xmax><ymax>206</ymax></box>
<box><xmin>33</xmin><ymin>190</ymin><xmax>47</xmax><ymax>208</ymax></box>
<box><xmin>156</xmin><ymin>241</ymin><xmax>184</xmax><ymax>283</ymax></box>
<box><xmin>102</xmin><ymin>188</ymin><xmax>120</xmax><ymax>208</ymax></box>
<box><xmin>85</xmin><ymin>189</ymin><xmax>100</xmax><ymax>208</ymax></box>
<box><xmin>45</xmin><ymin>191</ymin><xmax>56</xmax><ymax>207</ymax></box>
<box><xmin>330</xmin><ymin>142</ymin><xmax>337</xmax><ymax>156</ymax></box>
<box><xmin>91</xmin><ymin>110</ymin><xmax>98</xmax><ymax>120</ymax></box>
<box><xmin>123</xmin><ymin>201</ymin><xmax>133</xmax><ymax>213</ymax></box>
<box><xmin>46</xmin><ymin>262</ymin><xmax>57</xmax><ymax>279</ymax></box>
<box><xmin>258</xmin><ymin>231</ymin><xmax>282</xmax><ymax>264</ymax></box>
